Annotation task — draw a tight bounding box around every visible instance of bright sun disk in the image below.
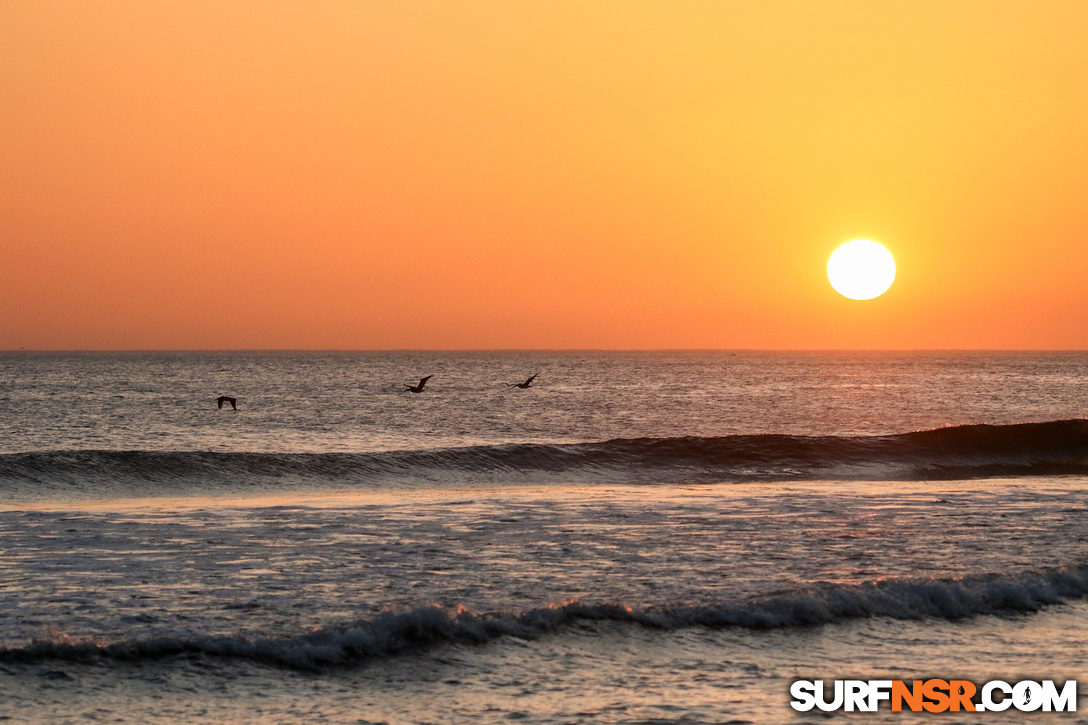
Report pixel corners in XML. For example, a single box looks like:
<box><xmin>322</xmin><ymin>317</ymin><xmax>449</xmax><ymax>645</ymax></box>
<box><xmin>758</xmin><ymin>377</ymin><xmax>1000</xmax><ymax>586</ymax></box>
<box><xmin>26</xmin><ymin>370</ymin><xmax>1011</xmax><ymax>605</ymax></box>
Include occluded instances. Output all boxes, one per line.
<box><xmin>827</xmin><ymin>240</ymin><xmax>896</xmax><ymax>300</ymax></box>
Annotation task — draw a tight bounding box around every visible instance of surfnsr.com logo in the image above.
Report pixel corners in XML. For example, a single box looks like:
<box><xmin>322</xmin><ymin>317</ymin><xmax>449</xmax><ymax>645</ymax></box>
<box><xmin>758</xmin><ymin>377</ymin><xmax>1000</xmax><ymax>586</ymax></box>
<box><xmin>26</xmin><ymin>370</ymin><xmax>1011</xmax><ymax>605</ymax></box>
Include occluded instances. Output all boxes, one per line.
<box><xmin>790</xmin><ymin>679</ymin><xmax>1077</xmax><ymax>713</ymax></box>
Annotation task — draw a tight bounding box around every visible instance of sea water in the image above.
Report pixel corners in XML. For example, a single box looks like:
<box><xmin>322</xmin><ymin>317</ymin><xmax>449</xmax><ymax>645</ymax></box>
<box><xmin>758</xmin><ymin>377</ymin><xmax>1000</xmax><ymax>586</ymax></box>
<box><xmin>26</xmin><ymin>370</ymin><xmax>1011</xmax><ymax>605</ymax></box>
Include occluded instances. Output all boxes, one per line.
<box><xmin>1</xmin><ymin>351</ymin><xmax>1087</xmax><ymax>724</ymax></box>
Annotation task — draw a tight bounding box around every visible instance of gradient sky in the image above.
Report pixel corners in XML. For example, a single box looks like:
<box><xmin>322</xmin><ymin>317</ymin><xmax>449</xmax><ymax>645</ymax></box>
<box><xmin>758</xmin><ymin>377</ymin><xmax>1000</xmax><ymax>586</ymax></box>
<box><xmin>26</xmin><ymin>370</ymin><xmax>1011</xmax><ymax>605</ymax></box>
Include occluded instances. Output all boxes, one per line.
<box><xmin>3</xmin><ymin>1</ymin><xmax>1087</xmax><ymax>350</ymax></box>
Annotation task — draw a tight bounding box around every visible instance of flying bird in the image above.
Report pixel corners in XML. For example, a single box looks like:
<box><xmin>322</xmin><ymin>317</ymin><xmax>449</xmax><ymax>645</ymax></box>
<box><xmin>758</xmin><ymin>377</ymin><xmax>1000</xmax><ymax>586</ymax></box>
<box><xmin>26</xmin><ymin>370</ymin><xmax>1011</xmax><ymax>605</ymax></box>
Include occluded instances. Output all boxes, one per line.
<box><xmin>217</xmin><ymin>396</ymin><xmax>237</xmax><ymax>410</ymax></box>
<box><xmin>507</xmin><ymin>374</ymin><xmax>539</xmax><ymax>389</ymax></box>
<box><xmin>405</xmin><ymin>375</ymin><xmax>433</xmax><ymax>393</ymax></box>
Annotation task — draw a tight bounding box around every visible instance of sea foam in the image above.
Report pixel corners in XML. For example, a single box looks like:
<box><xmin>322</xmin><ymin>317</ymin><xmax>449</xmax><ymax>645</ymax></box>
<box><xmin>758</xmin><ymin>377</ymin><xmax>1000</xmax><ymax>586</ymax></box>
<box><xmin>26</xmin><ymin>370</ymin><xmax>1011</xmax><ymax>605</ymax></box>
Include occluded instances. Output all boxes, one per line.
<box><xmin>4</xmin><ymin>565</ymin><xmax>1085</xmax><ymax>671</ymax></box>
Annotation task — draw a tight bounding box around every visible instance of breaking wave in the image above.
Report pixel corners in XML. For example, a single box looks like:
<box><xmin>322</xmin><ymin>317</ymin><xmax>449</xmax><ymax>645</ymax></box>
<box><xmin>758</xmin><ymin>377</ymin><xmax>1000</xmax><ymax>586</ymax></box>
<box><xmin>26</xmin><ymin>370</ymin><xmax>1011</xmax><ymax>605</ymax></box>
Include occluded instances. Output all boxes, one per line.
<box><xmin>3</xmin><ymin>565</ymin><xmax>1087</xmax><ymax>671</ymax></box>
<box><xmin>1</xmin><ymin>419</ymin><xmax>1087</xmax><ymax>495</ymax></box>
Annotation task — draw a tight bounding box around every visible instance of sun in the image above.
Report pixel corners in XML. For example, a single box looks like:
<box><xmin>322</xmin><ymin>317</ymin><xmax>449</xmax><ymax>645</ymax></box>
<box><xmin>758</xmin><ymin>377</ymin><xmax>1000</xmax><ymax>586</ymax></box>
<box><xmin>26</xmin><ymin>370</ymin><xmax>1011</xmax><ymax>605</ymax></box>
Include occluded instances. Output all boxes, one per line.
<box><xmin>827</xmin><ymin>240</ymin><xmax>896</xmax><ymax>300</ymax></box>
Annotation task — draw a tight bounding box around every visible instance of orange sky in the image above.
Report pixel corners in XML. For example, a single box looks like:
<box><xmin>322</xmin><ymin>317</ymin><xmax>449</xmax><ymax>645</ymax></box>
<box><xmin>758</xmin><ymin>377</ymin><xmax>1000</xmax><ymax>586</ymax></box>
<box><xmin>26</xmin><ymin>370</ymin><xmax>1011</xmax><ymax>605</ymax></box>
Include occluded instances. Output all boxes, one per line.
<box><xmin>3</xmin><ymin>1</ymin><xmax>1087</xmax><ymax>350</ymax></box>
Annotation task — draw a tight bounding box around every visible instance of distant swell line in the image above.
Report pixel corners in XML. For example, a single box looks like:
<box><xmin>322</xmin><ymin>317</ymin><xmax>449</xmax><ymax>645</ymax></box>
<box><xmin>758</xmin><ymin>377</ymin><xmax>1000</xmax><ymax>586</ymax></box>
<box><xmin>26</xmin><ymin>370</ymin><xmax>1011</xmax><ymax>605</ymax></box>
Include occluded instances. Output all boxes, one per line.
<box><xmin>3</xmin><ymin>565</ymin><xmax>1087</xmax><ymax>670</ymax></box>
<box><xmin>1</xmin><ymin>419</ymin><xmax>1087</xmax><ymax>492</ymax></box>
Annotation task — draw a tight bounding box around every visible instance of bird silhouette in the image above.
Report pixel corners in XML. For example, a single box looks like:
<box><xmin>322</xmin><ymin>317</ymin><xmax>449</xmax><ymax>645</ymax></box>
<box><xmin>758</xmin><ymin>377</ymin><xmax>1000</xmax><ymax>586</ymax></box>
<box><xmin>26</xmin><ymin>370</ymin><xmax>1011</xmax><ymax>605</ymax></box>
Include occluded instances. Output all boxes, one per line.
<box><xmin>216</xmin><ymin>396</ymin><xmax>237</xmax><ymax>410</ymax></box>
<box><xmin>405</xmin><ymin>375</ymin><xmax>433</xmax><ymax>393</ymax></box>
<box><xmin>507</xmin><ymin>374</ymin><xmax>539</xmax><ymax>389</ymax></box>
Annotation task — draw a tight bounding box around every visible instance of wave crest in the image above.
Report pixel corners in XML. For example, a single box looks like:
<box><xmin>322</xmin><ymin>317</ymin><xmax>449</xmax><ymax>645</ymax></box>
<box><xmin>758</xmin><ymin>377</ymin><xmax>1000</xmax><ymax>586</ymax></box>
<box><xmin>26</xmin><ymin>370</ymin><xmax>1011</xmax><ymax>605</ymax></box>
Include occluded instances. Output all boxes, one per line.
<box><xmin>3</xmin><ymin>566</ymin><xmax>1086</xmax><ymax>670</ymax></box>
<box><xmin>1</xmin><ymin>419</ymin><xmax>1087</xmax><ymax>494</ymax></box>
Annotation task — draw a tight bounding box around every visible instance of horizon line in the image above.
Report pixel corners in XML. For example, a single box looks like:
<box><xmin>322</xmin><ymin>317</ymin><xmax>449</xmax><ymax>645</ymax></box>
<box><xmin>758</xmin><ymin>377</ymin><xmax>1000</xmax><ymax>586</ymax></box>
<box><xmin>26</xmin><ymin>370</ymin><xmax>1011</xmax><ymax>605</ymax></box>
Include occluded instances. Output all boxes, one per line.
<box><xmin>3</xmin><ymin>348</ymin><xmax>1088</xmax><ymax>354</ymax></box>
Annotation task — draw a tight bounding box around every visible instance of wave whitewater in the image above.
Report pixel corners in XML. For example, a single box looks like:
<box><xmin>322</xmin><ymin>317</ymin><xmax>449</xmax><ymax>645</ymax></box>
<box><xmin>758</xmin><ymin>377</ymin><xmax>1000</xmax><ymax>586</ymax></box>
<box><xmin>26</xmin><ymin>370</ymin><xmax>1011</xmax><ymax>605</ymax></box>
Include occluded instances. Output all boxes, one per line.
<box><xmin>1</xmin><ymin>420</ymin><xmax>1086</xmax><ymax>494</ymax></box>
<box><xmin>3</xmin><ymin>565</ymin><xmax>1087</xmax><ymax>671</ymax></box>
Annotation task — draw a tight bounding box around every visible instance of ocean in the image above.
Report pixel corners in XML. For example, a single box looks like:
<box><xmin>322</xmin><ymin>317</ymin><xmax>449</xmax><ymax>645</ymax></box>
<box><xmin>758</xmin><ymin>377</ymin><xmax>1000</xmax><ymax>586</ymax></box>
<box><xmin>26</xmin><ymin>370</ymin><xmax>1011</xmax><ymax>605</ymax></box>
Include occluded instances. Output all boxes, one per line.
<box><xmin>1</xmin><ymin>350</ymin><xmax>1087</xmax><ymax>723</ymax></box>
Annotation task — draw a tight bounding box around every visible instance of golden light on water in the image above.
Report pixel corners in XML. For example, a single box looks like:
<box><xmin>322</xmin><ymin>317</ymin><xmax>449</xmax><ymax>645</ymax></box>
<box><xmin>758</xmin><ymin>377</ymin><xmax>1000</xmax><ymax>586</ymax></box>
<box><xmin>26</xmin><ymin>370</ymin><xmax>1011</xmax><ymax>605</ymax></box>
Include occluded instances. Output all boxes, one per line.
<box><xmin>827</xmin><ymin>240</ymin><xmax>896</xmax><ymax>300</ymax></box>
